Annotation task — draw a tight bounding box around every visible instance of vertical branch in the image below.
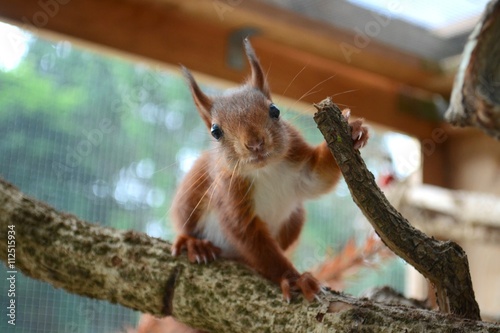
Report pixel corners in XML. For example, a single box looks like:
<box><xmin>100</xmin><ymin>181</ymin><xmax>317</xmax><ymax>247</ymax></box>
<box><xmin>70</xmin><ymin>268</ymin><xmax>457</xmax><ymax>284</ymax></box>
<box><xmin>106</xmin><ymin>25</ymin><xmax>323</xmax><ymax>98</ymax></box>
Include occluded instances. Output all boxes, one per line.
<box><xmin>445</xmin><ymin>0</ymin><xmax>500</xmax><ymax>139</ymax></box>
<box><xmin>313</xmin><ymin>98</ymin><xmax>481</xmax><ymax>320</ymax></box>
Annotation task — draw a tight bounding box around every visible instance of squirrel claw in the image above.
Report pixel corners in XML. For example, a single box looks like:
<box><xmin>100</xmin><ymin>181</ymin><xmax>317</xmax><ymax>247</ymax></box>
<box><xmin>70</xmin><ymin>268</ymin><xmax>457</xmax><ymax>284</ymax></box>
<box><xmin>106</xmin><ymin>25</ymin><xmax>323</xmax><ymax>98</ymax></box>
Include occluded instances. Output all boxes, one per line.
<box><xmin>342</xmin><ymin>108</ymin><xmax>351</xmax><ymax>120</ymax></box>
<box><xmin>341</xmin><ymin>108</ymin><xmax>369</xmax><ymax>150</ymax></box>
<box><xmin>319</xmin><ymin>285</ymin><xmax>328</xmax><ymax>295</ymax></box>
<box><xmin>280</xmin><ymin>272</ymin><xmax>320</xmax><ymax>303</ymax></box>
<box><xmin>171</xmin><ymin>235</ymin><xmax>222</xmax><ymax>264</ymax></box>
<box><xmin>280</xmin><ymin>278</ymin><xmax>292</xmax><ymax>303</ymax></box>
<box><xmin>348</xmin><ymin>118</ymin><xmax>369</xmax><ymax>150</ymax></box>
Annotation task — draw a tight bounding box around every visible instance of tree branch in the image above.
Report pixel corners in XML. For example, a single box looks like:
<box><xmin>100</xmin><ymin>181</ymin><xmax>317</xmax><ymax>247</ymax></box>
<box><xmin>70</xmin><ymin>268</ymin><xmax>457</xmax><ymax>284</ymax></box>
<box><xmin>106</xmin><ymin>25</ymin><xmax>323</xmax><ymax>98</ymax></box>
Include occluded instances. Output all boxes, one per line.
<box><xmin>1</xmin><ymin>178</ymin><xmax>498</xmax><ymax>331</ymax></box>
<box><xmin>445</xmin><ymin>0</ymin><xmax>500</xmax><ymax>139</ymax></box>
<box><xmin>313</xmin><ymin>98</ymin><xmax>481</xmax><ymax>320</ymax></box>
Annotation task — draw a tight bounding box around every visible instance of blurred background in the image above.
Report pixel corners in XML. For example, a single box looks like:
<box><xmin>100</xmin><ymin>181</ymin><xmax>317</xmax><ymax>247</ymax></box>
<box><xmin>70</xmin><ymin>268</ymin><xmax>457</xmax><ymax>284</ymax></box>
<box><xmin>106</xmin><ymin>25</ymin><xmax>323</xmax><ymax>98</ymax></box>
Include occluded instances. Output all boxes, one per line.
<box><xmin>0</xmin><ymin>0</ymin><xmax>498</xmax><ymax>331</ymax></box>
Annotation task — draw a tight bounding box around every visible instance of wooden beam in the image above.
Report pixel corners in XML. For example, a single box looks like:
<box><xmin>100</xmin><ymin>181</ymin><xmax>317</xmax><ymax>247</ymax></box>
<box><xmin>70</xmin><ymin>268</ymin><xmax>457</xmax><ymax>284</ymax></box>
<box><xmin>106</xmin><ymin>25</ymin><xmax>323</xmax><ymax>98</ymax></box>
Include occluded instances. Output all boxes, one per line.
<box><xmin>0</xmin><ymin>0</ymin><xmax>457</xmax><ymax>188</ymax></box>
<box><xmin>404</xmin><ymin>184</ymin><xmax>500</xmax><ymax>229</ymax></box>
<box><xmin>0</xmin><ymin>0</ymin><xmax>443</xmax><ymax>138</ymax></box>
<box><xmin>156</xmin><ymin>0</ymin><xmax>453</xmax><ymax>95</ymax></box>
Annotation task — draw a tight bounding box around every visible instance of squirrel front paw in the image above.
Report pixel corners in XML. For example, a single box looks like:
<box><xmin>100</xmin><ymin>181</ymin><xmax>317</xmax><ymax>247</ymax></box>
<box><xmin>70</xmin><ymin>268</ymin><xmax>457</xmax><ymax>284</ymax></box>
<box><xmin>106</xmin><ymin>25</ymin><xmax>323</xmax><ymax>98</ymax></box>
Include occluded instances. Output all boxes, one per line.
<box><xmin>342</xmin><ymin>109</ymin><xmax>369</xmax><ymax>150</ymax></box>
<box><xmin>280</xmin><ymin>271</ymin><xmax>321</xmax><ymax>303</ymax></box>
<box><xmin>171</xmin><ymin>235</ymin><xmax>221</xmax><ymax>264</ymax></box>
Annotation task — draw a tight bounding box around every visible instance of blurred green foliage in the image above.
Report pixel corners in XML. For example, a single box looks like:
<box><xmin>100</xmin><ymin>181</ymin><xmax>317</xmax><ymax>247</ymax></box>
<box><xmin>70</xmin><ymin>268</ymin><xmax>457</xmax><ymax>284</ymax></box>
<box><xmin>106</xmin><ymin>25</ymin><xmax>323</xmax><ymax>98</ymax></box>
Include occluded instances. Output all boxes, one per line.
<box><xmin>0</xmin><ymin>34</ymin><xmax>404</xmax><ymax>333</ymax></box>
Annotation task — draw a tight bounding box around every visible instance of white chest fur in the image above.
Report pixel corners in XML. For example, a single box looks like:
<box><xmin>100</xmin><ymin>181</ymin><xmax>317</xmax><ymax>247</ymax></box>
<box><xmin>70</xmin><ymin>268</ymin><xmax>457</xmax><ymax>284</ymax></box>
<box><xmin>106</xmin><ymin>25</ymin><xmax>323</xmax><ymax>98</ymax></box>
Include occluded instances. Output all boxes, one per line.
<box><xmin>199</xmin><ymin>160</ymin><xmax>303</xmax><ymax>257</ymax></box>
<box><xmin>249</xmin><ymin>161</ymin><xmax>302</xmax><ymax>237</ymax></box>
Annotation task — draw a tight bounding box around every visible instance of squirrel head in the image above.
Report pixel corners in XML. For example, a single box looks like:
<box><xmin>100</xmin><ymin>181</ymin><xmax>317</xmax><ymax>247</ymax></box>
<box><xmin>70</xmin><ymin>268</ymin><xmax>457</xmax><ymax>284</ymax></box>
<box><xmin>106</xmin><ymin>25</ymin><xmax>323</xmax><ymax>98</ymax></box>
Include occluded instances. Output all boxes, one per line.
<box><xmin>182</xmin><ymin>39</ymin><xmax>290</xmax><ymax>171</ymax></box>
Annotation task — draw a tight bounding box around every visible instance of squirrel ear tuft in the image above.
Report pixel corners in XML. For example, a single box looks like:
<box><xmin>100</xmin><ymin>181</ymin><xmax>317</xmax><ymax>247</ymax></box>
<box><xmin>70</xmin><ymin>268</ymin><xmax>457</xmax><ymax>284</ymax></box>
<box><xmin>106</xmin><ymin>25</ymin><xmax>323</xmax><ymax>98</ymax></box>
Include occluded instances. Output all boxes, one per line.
<box><xmin>181</xmin><ymin>66</ymin><xmax>213</xmax><ymax>128</ymax></box>
<box><xmin>244</xmin><ymin>38</ymin><xmax>271</xmax><ymax>99</ymax></box>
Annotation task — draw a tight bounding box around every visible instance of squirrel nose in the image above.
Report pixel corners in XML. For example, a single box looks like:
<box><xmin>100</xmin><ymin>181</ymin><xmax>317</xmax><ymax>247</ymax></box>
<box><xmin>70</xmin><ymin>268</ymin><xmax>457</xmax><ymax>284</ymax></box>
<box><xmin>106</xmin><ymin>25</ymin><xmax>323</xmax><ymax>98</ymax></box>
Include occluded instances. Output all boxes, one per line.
<box><xmin>245</xmin><ymin>138</ymin><xmax>265</xmax><ymax>153</ymax></box>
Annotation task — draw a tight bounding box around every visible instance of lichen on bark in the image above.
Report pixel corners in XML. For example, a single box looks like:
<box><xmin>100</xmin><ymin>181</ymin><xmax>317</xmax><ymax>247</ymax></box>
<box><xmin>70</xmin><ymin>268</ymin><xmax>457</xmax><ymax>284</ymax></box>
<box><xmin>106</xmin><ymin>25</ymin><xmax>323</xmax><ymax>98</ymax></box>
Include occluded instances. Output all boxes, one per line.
<box><xmin>0</xmin><ymin>154</ymin><xmax>494</xmax><ymax>331</ymax></box>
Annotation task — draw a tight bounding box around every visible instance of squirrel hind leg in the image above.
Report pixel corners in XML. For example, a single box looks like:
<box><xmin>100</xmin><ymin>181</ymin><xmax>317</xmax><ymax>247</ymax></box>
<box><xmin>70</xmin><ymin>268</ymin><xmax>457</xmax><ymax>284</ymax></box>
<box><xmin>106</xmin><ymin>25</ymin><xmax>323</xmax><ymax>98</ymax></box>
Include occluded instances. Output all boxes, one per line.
<box><xmin>172</xmin><ymin>234</ymin><xmax>221</xmax><ymax>264</ymax></box>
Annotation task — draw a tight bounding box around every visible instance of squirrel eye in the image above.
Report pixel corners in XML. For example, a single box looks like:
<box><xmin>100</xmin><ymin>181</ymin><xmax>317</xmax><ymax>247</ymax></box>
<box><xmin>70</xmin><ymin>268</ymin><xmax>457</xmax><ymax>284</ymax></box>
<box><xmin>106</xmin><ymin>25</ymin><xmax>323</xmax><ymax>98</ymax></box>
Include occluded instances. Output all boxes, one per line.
<box><xmin>269</xmin><ymin>103</ymin><xmax>280</xmax><ymax>119</ymax></box>
<box><xmin>211</xmin><ymin>124</ymin><xmax>223</xmax><ymax>140</ymax></box>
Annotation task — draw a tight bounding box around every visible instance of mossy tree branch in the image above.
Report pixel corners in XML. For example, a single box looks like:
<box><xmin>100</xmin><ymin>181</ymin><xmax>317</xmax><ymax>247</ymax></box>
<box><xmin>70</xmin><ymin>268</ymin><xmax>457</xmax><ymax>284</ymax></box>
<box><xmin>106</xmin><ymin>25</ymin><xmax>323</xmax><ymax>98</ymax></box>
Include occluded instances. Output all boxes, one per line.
<box><xmin>1</xmin><ymin>177</ymin><xmax>497</xmax><ymax>331</ymax></box>
<box><xmin>313</xmin><ymin>98</ymin><xmax>481</xmax><ymax>320</ymax></box>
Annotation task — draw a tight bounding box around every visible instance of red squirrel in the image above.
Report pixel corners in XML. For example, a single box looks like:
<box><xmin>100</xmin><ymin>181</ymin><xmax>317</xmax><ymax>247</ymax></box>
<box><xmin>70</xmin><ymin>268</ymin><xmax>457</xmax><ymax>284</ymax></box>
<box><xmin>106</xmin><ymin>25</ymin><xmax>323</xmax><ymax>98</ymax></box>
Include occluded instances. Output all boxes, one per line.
<box><xmin>171</xmin><ymin>39</ymin><xmax>369</xmax><ymax>302</ymax></box>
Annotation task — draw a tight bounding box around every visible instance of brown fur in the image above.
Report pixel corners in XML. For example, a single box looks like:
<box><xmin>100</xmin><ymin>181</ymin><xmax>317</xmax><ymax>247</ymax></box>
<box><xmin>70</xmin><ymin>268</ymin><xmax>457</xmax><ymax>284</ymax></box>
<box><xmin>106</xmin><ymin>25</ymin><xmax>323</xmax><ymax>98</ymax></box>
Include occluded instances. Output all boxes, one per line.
<box><xmin>171</xmin><ymin>39</ymin><xmax>369</xmax><ymax>303</ymax></box>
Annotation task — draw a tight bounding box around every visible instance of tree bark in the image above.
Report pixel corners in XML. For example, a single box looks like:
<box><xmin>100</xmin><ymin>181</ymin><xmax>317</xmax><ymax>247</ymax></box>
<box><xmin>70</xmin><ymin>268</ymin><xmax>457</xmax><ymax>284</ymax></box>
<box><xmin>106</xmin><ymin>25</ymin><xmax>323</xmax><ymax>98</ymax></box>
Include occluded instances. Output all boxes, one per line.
<box><xmin>1</xmin><ymin>178</ymin><xmax>498</xmax><ymax>332</ymax></box>
<box><xmin>313</xmin><ymin>98</ymin><xmax>481</xmax><ymax>321</ymax></box>
<box><xmin>445</xmin><ymin>0</ymin><xmax>500</xmax><ymax>139</ymax></box>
